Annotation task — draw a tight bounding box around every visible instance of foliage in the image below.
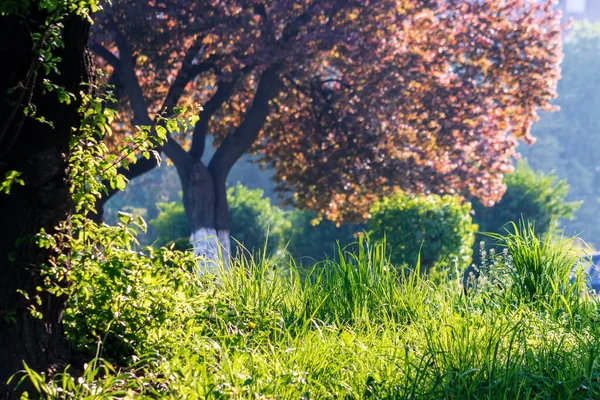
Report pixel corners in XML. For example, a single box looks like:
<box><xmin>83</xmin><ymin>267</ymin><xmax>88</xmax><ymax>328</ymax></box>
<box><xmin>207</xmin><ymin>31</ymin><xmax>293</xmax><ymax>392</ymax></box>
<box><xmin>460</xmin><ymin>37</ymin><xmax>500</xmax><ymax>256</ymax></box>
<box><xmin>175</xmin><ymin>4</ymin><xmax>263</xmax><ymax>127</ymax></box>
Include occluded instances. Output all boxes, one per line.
<box><xmin>148</xmin><ymin>201</ymin><xmax>189</xmax><ymax>247</ymax></box>
<box><xmin>92</xmin><ymin>0</ymin><xmax>563</xmax><ymax>224</ymax></box>
<box><xmin>227</xmin><ymin>183</ymin><xmax>291</xmax><ymax>256</ymax></box>
<box><xmin>150</xmin><ymin>184</ymin><xmax>290</xmax><ymax>256</ymax></box>
<box><xmin>0</xmin><ymin>170</ymin><xmax>24</xmax><ymax>194</ymax></box>
<box><xmin>62</xmin><ymin>215</ymin><xmax>200</xmax><ymax>362</ymax></box>
<box><xmin>482</xmin><ymin>221</ymin><xmax>585</xmax><ymax>309</ymax></box>
<box><xmin>26</xmin><ymin>87</ymin><xmax>199</xmax><ymax>362</ymax></box>
<box><xmin>0</xmin><ymin>0</ymin><xmax>101</xmax><ymax>143</ymax></box>
<box><xmin>520</xmin><ymin>21</ymin><xmax>600</xmax><ymax>247</ymax></box>
<box><xmin>368</xmin><ymin>192</ymin><xmax>477</xmax><ymax>280</ymax></box>
<box><xmin>15</xmin><ymin>237</ymin><xmax>600</xmax><ymax>399</ymax></box>
<box><xmin>470</xmin><ymin>161</ymin><xmax>580</xmax><ymax>264</ymax></box>
<box><xmin>285</xmin><ymin>209</ymin><xmax>364</xmax><ymax>265</ymax></box>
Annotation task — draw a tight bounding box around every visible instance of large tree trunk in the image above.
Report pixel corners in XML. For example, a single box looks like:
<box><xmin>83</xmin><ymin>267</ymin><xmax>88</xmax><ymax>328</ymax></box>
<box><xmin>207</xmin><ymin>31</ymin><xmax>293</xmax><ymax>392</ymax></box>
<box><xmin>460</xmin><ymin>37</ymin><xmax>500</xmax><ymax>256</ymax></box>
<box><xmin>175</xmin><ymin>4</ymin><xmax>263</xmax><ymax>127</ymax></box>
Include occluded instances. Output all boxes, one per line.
<box><xmin>179</xmin><ymin>161</ymin><xmax>231</xmax><ymax>272</ymax></box>
<box><xmin>0</xmin><ymin>8</ymin><xmax>91</xmax><ymax>397</ymax></box>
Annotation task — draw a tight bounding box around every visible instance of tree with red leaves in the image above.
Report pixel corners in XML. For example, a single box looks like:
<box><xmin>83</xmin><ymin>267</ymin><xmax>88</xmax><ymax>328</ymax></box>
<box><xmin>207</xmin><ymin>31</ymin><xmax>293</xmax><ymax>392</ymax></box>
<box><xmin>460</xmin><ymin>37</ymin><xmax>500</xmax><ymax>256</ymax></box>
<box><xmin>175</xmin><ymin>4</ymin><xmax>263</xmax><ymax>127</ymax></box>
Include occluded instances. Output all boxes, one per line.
<box><xmin>90</xmin><ymin>0</ymin><xmax>562</xmax><ymax>265</ymax></box>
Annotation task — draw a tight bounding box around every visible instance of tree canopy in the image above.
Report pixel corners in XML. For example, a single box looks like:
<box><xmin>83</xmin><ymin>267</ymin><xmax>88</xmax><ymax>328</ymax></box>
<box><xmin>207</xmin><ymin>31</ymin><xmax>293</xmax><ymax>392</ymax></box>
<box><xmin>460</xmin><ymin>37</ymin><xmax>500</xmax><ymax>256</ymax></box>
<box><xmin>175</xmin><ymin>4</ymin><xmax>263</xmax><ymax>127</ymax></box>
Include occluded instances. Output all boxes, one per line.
<box><xmin>92</xmin><ymin>0</ymin><xmax>562</xmax><ymax>223</ymax></box>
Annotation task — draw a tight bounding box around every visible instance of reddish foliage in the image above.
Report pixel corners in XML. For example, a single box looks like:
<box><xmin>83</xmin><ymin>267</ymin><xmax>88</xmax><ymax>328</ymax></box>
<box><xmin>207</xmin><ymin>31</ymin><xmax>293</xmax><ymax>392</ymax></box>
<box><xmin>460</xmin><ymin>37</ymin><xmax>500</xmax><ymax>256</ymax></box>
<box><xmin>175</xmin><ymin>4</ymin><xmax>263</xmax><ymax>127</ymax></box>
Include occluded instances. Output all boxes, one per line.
<box><xmin>92</xmin><ymin>0</ymin><xmax>562</xmax><ymax>223</ymax></box>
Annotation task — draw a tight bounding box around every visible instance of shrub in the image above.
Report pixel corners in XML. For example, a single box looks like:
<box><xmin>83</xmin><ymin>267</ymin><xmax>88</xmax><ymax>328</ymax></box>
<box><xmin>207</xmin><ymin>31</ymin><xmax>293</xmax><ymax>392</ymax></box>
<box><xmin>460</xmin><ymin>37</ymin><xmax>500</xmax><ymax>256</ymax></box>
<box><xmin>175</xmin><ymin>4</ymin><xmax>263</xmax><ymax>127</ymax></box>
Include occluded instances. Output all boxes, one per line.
<box><xmin>470</xmin><ymin>160</ymin><xmax>580</xmax><ymax>265</ymax></box>
<box><xmin>63</xmin><ymin>215</ymin><xmax>200</xmax><ymax>362</ymax></box>
<box><xmin>149</xmin><ymin>183</ymin><xmax>290</xmax><ymax>256</ymax></box>
<box><xmin>368</xmin><ymin>192</ymin><xmax>477</xmax><ymax>280</ymax></box>
<box><xmin>227</xmin><ymin>183</ymin><xmax>291</xmax><ymax>256</ymax></box>
<box><xmin>285</xmin><ymin>210</ymin><xmax>364</xmax><ymax>265</ymax></box>
<box><xmin>149</xmin><ymin>201</ymin><xmax>190</xmax><ymax>248</ymax></box>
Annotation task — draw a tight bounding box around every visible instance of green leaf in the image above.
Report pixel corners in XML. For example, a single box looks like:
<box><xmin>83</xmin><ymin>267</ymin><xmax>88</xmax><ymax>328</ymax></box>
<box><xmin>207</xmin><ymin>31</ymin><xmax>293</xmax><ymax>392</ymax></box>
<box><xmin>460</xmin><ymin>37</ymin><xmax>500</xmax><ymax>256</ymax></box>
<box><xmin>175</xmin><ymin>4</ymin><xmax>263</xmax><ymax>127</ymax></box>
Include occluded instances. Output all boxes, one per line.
<box><xmin>156</xmin><ymin>125</ymin><xmax>167</xmax><ymax>140</ymax></box>
<box><xmin>166</xmin><ymin>119</ymin><xmax>178</xmax><ymax>134</ymax></box>
<box><xmin>118</xmin><ymin>212</ymin><xmax>132</xmax><ymax>225</ymax></box>
<box><xmin>115</xmin><ymin>175</ymin><xmax>127</xmax><ymax>191</ymax></box>
<box><xmin>1</xmin><ymin>170</ymin><xmax>25</xmax><ymax>194</ymax></box>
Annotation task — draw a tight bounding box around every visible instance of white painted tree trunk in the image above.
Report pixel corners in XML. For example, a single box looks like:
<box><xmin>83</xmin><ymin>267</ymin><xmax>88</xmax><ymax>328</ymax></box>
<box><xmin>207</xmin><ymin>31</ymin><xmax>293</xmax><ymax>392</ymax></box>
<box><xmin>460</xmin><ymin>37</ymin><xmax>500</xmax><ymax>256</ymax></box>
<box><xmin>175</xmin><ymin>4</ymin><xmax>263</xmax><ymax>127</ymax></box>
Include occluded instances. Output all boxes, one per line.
<box><xmin>190</xmin><ymin>228</ymin><xmax>231</xmax><ymax>274</ymax></box>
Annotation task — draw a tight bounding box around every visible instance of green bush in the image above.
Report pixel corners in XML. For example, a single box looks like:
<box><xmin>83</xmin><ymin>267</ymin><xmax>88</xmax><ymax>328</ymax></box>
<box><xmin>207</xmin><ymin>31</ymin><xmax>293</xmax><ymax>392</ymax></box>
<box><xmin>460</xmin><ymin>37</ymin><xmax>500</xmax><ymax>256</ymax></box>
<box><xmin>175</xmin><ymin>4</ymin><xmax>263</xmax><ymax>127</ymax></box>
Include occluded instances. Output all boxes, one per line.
<box><xmin>470</xmin><ymin>160</ymin><xmax>580</xmax><ymax>265</ymax></box>
<box><xmin>285</xmin><ymin>210</ymin><xmax>364</xmax><ymax>264</ymax></box>
<box><xmin>63</xmin><ymin>216</ymin><xmax>200</xmax><ymax>362</ymax></box>
<box><xmin>149</xmin><ymin>200</ymin><xmax>190</xmax><ymax>248</ymax></box>
<box><xmin>149</xmin><ymin>183</ymin><xmax>290</xmax><ymax>257</ymax></box>
<box><xmin>368</xmin><ymin>192</ymin><xmax>477</xmax><ymax>280</ymax></box>
<box><xmin>227</xmin><ymin>183</ymin><xmax>291</xmax><ymax>256</ymax></box>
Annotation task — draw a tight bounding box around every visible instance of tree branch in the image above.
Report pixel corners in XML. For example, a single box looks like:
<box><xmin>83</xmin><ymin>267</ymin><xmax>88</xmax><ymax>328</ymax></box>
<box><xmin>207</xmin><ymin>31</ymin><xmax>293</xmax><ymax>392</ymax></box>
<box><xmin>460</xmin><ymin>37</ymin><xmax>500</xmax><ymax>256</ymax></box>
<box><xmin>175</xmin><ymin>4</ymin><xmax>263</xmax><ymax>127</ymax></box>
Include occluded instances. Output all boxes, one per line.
<box><xmin>94</xmin><ymin>36</ymin><xmax>215</xmax><ymax>208</ymax></box>
<box><xmin>109</xmin><ymin>29</ymin><xmax>193</xmax><ymax>168</ymax></box>
<box><xmin>112</xmin><ymin>30</ymin><xmax>152</xmax><ymax>126</ymax></box>
<box><xmin>88</xmin><ymin>41</ymin><xmax>121</xmax><ymax>69</ymax></box>
<box><xmin>208</xmin><ymin>65</ymin><xmax>281</xmax><ymax>181</ymax></box>
<box><xmin>160</xmin><ymin>44</ymin><xmax>216</xmax><ymax>114</ymax></box>
<box><xmin>189</xmin><ymin>79</ymin><xmax>236</xmax><ymax>160</ymax></box>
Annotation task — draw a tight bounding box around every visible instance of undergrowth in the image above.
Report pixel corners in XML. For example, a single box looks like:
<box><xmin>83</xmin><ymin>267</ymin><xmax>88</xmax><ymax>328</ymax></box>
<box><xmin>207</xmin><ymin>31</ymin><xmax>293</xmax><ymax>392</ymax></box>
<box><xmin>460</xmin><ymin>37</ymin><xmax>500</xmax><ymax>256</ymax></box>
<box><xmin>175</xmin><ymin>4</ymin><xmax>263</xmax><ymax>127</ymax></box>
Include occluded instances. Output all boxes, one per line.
<box><xmin>12</xmin><ymin>232</ymin><xmax>600</xmax><ymax>399</ymax></box>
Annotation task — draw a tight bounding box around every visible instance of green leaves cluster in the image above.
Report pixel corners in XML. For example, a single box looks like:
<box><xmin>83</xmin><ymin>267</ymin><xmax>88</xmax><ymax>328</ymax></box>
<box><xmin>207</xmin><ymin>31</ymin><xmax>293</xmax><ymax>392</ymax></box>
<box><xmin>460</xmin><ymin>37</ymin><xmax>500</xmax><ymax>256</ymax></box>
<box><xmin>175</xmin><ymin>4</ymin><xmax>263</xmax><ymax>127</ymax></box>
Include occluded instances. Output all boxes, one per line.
<box><xmin>227</xmin><ymin>183</ymin><xmax>291</xmax><ymax>256</ymax></box>
<box><xmin>1</xmin><ymin>0</ymin><xmax>102</xmax><ymax>135</ymax></box>
<box><xmin>368</xmin><ymin>192</ymin><xmax>477</xmax><ymax>281</ymax></box>
<box><xmin>0</xmin><ymin>0</ymin><xmax>100</xmax><ymax>20</ymax></box>
<box><xmin>62</xmin><ymin>214</ymin><xmax>200</xmax><ymax>361</ymax></box>
<box><xmin>19</xmin><ymin>87</ymin><xmax>203</xmax><ymax>362</ymax></box>
<box><xmin>0</xmin><ymin>169</ymin><xmax>25</xmax><ymax>194</ymax></box>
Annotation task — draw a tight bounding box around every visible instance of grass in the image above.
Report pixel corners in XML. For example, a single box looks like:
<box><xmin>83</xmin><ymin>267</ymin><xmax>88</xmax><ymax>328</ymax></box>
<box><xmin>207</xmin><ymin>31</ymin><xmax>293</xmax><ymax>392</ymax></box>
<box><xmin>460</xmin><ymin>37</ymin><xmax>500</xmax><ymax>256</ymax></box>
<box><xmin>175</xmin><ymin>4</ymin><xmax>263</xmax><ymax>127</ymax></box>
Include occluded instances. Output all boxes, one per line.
<box><xmin>13</xmin><ymin>232</ymin><xmax>600</xmax><ymax>399</ymax></box>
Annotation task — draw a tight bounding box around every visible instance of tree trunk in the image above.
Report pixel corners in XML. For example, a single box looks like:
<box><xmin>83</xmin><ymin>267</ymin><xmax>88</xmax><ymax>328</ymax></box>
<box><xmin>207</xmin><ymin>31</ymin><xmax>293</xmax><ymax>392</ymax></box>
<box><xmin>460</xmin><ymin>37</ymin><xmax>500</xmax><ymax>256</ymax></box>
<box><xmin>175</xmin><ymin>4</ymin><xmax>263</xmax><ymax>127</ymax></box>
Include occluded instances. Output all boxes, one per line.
<box><xmin>0</xmin><ymin>9</ymin><xmax>91</xmax><ymax>397</ymax></box>
<box><xmin>179</xmin><ymin>161</ymin><xmax>231</xmax><ymax>273</ymax></box>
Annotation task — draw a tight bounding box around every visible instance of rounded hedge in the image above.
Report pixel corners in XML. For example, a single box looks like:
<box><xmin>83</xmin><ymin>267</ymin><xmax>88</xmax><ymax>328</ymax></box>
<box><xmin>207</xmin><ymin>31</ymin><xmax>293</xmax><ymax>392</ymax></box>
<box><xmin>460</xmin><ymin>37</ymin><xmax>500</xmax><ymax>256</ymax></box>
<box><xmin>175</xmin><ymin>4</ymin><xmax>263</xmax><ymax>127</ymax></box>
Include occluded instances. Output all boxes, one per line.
<box><xmin>368</xmin><ymin>192</ymin><xmax>477</xmax><ymax>280</ymax></box>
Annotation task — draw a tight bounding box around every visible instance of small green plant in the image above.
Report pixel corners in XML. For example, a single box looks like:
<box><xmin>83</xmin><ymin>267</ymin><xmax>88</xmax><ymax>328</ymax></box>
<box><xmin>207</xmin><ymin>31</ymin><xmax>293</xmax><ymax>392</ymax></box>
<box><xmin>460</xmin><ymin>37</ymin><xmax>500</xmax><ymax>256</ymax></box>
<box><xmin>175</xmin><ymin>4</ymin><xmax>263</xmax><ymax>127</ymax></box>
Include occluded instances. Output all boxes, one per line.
<box><xmin>485</xmin><ymin>221</ymin><xmax>586</xmax><ymax>311</ymax></box>
<box><xmin>368</xmin><ymin>191</ymin><xmax>477</xmax><ymax>281</ymax></box>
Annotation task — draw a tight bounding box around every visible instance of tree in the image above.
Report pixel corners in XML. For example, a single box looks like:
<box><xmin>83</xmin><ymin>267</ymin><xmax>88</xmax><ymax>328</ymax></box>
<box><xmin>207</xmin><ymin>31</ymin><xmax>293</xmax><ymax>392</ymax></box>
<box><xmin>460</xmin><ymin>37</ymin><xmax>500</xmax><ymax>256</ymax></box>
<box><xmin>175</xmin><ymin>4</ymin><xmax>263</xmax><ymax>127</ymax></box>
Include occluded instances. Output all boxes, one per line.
<box><xmin>149</xmin><ymin>184</ymin><xmax>291</xmax><ymax>257</ymax></box>
<box><xmin>0</xmin><ymin>1</ymin><xmax>95</xmax><ymax>394</ymax></box>
<box><xmin>90</xmin><ymin>0</ymin><xmax>563</xmax><ymax>264</ymax></box>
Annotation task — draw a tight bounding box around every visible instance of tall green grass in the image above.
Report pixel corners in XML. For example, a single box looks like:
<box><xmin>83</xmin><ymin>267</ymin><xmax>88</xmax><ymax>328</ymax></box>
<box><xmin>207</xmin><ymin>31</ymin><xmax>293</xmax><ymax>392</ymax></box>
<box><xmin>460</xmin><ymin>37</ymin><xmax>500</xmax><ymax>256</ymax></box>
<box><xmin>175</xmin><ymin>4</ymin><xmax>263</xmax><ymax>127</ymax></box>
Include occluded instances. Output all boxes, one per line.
<box><xmin>13</xmin><ymin>233</ymin><xmax>600</xmax><ymax>399</ymax></box>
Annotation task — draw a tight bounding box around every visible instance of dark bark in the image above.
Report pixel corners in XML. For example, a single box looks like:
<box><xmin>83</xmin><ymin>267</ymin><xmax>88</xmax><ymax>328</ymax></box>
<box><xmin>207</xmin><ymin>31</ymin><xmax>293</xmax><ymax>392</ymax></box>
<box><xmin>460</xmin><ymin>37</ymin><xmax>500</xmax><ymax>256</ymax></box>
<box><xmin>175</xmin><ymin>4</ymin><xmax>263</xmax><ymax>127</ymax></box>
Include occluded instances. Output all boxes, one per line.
<box><xmin>90</xmin><ymin>22</ymin><xmax>282</xmax><ymax>259</ymax></box>
<box><xmin>189</xmin><ymin>80</ymin><xmax>237</xmax><ymax>160</ymax></box>
<box><xmin>179</xmin><ymin>160</ymin><xmax>218</xmax><ymax>232</ymax></box>
<box><xmin>183</xmin><ymin>66</ymin><xmax>281</xmax><ymax>235</ymax></box>
<box><xmin>177</xmin><ymin>158</ymin><xmax>229</xmax><ymax>232</ymax></box>
<box><xmin>177</xmin><ymin>159</ymin><xmax>230</xmax><ymax>266</ymax></box>
<box><xmin>208</xmin><ymin>65</ymin><xmax>281</xmax><ymax>180</ymax></box>
<box><xmin>0</xmin><ymin>8</ymin><xmax>91</xmax><ymax>398</ymax></box>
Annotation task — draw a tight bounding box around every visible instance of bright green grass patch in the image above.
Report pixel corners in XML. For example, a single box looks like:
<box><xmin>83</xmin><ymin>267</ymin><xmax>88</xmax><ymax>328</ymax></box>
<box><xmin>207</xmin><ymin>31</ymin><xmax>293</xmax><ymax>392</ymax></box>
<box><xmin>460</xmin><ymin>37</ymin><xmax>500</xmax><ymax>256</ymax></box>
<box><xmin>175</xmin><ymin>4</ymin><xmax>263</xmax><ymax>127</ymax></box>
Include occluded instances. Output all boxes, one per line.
<box><xmin>13</xmin><ymin>237</ymin><xmax>600</xmax><ymax>399</ymax></box>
